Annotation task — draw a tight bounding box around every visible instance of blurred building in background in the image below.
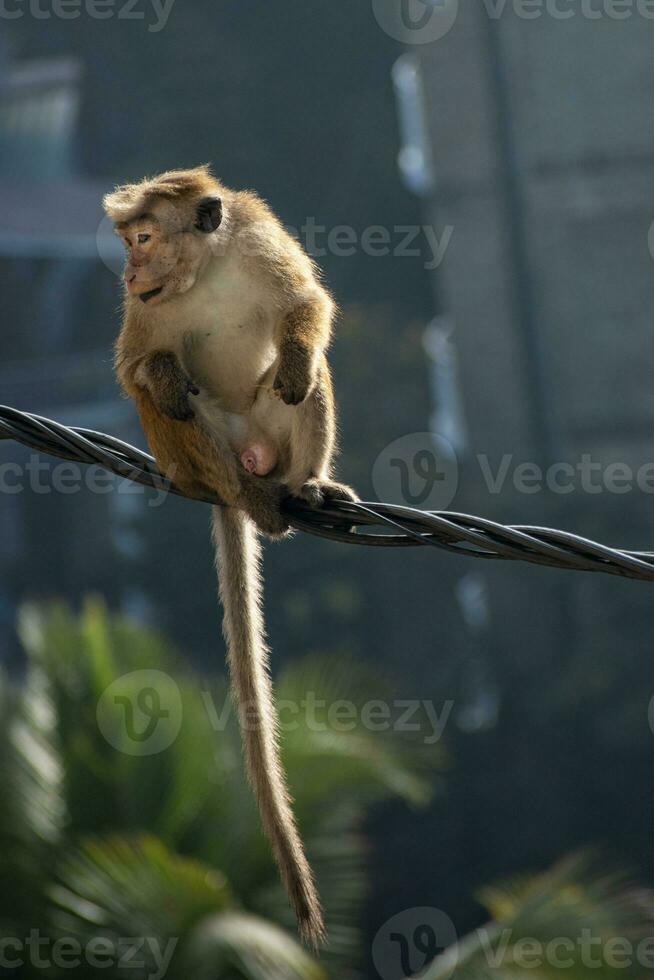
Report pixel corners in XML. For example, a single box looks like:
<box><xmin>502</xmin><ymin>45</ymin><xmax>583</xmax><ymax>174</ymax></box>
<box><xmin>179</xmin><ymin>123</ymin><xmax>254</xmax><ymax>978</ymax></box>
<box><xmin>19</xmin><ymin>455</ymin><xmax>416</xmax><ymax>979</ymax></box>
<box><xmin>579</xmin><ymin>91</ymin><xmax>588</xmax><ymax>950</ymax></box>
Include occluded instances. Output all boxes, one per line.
<box><xmin>403</xmin><ymin>2</ymin><xmax>654</xmax><ymax>683</ymax></box>
<box><xmin>390</xmin><ymin>0</ymin><xmax>654</xmax><ymax>921</ymax></box>
<box><xmin>0</xmin><ymin>42</ymin><xmax>134</xmax><ymax>655</ymax></box>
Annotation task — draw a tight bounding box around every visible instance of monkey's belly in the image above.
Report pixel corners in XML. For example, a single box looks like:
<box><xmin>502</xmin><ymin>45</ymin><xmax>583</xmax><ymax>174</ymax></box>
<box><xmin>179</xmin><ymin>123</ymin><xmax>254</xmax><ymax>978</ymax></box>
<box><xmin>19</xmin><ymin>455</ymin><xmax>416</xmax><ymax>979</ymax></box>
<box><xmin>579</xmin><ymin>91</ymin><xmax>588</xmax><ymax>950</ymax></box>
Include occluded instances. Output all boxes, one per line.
<box><xmin>194</xmin><ymin>395</ymin><xmax>286</xmax><ymax>479</ymax></box>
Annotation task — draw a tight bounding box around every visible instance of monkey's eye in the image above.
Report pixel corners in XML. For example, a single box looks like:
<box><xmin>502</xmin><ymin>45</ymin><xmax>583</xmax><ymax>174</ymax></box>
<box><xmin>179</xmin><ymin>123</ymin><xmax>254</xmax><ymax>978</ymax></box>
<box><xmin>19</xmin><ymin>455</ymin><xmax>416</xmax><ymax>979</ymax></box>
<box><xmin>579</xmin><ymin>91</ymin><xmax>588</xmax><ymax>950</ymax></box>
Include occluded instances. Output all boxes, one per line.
<box><xmin>137</xmin><ymin>233</ymin><xmax>151</xmax><ymax>245</ymax></box>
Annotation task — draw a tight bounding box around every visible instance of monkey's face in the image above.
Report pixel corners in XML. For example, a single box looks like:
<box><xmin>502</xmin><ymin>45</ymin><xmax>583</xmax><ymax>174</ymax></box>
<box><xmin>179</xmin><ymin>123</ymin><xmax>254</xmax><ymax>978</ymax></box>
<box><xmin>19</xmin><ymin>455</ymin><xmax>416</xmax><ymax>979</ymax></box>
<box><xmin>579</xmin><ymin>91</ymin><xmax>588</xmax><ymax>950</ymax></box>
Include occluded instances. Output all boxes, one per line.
<box><xmin>117</xmin><ymin>196</ymin><xmax>223</xmax><ymax>308</ymax></box>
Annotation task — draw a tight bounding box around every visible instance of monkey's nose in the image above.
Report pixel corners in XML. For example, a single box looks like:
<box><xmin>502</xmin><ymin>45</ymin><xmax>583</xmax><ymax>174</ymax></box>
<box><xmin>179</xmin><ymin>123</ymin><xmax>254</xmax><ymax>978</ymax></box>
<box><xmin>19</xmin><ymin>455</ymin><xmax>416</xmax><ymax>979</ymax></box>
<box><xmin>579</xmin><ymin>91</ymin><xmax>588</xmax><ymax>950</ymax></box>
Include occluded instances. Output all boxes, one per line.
<box><xmin>125</xmin><ymin>271</ymin><xmax>136</xmax><ymax>283</ymax></box>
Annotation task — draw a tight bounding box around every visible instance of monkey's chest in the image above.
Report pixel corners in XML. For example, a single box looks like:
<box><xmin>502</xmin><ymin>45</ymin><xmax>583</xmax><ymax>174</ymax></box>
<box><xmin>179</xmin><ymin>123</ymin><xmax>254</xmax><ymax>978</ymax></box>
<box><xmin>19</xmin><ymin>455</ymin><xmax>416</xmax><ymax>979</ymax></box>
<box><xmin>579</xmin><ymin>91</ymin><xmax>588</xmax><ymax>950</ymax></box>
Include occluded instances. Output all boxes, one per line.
<box><xmin>154</xmin><ymin>264</ymin><xmax>279</xmax><ymax>415</ymax></box>
<box><xmin>182</xmin><ymin>310</ymin><xmax>277</xmax><ymax>413</ymax></box>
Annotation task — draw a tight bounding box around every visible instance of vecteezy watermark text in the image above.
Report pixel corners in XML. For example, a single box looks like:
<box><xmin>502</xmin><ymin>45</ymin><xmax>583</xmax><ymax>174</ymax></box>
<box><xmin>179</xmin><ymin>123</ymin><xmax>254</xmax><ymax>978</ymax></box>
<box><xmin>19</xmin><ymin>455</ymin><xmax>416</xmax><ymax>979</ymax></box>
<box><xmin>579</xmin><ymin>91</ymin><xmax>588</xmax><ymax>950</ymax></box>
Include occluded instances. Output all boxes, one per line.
<box><xmin>290</xmin><ymin>219</ymin><xmax>453</xmax><ymax>271</ymax></box>
<box><xmin>0</xmin><ymin>0</ymin><xmax>175</xmax><ymax>31</ymax></box>
<box><xmin>0</xmin><ymin>931</ymin><xmax>177</xmax><ymax>979</ymax></box>
<box><xmin>478</xmin><ymin>453</ymin><xmax>654</xmax><ymax>496</ymax></box>
<box><xmin>477</xmin><ymin>926</ymin><xmax>654</xmax><ymax>970</ymax></box>
<box><xmin>97</xmin><ymin>670</ymin><xmax>454</xmax><ymax>757</ymax></box>
<box><xmin>202</xmin><ymin>691</ymin><xmax>454</xmax><ymax>745</ymax></box>
<box><xmin>98</xmin><ymin>210</ymin><xmax>454</xmax><ymax>277</ymax></box>
<box><xmin>0</xmin><ymin>455</ymin><xmax>172</xmax><ymax>506</ymax></box>
<box><xmin>480</xmin><ymin>0</ymin><xmax>654</xmax><ymax>21</ymax></box>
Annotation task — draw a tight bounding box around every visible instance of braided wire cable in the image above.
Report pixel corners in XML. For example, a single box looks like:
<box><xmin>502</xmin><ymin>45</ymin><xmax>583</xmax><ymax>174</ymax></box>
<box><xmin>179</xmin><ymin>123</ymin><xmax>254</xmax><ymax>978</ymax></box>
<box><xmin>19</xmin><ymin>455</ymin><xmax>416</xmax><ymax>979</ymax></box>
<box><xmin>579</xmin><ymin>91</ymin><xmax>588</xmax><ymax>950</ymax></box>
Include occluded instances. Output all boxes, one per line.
<box><xmin>1</xmin><ymin>405</ymin><xmax>653</xmax><ymax>582</ymax></box>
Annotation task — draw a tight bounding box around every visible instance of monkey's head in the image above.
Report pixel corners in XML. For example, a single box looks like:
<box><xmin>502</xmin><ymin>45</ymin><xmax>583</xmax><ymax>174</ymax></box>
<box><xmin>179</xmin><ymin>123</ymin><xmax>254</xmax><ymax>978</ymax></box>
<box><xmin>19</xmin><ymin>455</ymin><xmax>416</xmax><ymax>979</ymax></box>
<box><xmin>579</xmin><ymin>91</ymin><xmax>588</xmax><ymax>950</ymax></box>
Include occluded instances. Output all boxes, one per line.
<box><xmin>103</xmin><ymin>166</ymin><xmax>224</xmax><ymax>308</ymax></box>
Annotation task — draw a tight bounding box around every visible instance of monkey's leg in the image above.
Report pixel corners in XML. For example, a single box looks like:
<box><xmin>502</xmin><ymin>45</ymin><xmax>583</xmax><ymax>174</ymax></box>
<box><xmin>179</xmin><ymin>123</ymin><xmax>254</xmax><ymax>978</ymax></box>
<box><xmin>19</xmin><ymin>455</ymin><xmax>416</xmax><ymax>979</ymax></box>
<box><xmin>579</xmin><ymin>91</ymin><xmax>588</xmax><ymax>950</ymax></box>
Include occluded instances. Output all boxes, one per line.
<box><xmin>141</xmin><ymin>403</ymin><xmax>288</xmax><ymax>537</ymax></box>
<box><xmin>134</xmin><ymin>389</ymin><xmax>243</xmax><ymax>503</ymax></box>
<box><xmin>136</xmin><ymin>351</ymin><xmax>291</xmax><ymax>537</ymax></box>
<box><xmin>273</xmin><ymin>306</ymin><xmax>355</xmax><ymax>504</ymax></box>
<box><xmin>285</xmin><ymin>362</ymin><xmax>357</xmax><ymax>508</ymax></box>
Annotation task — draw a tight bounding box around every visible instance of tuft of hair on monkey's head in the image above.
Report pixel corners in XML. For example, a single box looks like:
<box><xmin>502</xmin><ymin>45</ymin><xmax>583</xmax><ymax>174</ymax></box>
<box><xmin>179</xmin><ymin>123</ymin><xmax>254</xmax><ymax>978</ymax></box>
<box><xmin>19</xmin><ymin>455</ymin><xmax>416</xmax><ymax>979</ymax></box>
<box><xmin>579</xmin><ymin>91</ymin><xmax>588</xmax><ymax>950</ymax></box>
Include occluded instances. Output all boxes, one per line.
<box><xmin>103</xmin><ymin>165</ymin><xmax>225</xmax><ymax>307</ymax></box>
<box><xmin>103</xmin><ymin>164</ymin><xmax>222</xmax><ymax>226</ymax></box>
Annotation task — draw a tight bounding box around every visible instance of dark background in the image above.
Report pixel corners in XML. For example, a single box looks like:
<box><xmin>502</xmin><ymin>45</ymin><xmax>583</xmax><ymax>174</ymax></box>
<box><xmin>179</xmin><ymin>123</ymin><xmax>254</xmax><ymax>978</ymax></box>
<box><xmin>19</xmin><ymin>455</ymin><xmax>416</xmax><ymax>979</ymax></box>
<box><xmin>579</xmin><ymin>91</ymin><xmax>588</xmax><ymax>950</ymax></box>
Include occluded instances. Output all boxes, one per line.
<box><xmin>1</xmin><ymin>1</ymin><xmax>654</xmax><ymax>975</ymax></box>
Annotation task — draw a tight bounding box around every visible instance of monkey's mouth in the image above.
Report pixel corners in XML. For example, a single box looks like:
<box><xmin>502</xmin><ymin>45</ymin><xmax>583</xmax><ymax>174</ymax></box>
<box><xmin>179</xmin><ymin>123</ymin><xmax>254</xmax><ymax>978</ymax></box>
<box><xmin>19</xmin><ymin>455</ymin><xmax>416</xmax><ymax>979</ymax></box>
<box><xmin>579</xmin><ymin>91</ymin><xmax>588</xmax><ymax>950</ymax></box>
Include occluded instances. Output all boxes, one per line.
<box><xmin>139</xmin><ymin>286</ymin><xmax>164</xmax><ymax>303</ymax></box>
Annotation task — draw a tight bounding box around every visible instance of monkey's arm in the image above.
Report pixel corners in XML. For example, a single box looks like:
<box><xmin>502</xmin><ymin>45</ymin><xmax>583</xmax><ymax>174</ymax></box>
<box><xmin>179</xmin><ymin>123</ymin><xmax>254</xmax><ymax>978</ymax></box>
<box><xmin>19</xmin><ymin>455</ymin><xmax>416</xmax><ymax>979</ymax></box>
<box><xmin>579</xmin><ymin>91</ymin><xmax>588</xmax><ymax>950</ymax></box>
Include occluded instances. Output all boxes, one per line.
<box><xmin>238</xmin><ymin>206</ymin><xmax>335</xmax><ymax>407</ymax></box>
<box><xmin>273</xmin><ymin>293</ymin><xmax>334</xmax><ymax>406</ymax></box>
<box><xmin>117</xmin><ymin>345</ymin><xmax>188</xmax><ymax>412</ymax></box>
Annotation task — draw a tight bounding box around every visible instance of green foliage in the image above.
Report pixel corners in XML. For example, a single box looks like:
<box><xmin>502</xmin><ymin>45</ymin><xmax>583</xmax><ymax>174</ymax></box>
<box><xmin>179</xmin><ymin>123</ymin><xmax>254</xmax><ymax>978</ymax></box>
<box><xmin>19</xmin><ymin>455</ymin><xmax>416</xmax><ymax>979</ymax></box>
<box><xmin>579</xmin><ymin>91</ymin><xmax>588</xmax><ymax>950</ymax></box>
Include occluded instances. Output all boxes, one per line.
<box><xmin>423</xmin><ymin>855</ymin><xmax>654</xmax><ymax>980</ymax></box>
<box><xmin>8</xmin><ymin>601</ymin><xmax>650</xmax><ymax>980</ymax></box>
<box><xmin>0</xmin><ymin>599</ymin><xmax>440</xmax><ymax>978</ymax></box>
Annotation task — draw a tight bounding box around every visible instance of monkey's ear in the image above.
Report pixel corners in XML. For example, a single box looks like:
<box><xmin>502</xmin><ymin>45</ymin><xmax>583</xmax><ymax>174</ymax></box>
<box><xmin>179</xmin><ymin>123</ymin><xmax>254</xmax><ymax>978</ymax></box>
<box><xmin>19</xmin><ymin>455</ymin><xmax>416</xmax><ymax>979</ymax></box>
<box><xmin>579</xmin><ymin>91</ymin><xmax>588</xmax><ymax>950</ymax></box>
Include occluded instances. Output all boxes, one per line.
<box><xmin>195</xmin><ymin>196</ymin><xmax>222</xmax><ymax>233</ymax></box>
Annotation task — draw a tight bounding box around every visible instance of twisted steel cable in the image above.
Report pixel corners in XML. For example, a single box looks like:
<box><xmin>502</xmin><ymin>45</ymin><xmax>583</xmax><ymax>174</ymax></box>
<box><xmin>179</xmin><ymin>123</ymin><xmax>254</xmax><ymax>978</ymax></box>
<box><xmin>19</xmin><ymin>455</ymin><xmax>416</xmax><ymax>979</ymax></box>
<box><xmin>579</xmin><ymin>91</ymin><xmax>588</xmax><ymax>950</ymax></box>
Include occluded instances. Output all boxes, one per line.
<box><xmin>1</xmin><ymin>405</ymin><xmax>653</xmax><ymax>582</ymax></box>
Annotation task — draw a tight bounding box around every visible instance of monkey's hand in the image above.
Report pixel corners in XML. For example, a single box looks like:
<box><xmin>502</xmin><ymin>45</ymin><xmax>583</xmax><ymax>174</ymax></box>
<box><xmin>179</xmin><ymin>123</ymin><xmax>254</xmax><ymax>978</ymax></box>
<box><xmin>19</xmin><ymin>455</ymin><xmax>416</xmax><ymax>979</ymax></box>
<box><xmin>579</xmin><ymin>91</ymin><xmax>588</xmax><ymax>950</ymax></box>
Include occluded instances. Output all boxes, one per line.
<box><xmin>273</xmin><ymin>340</ymin><xmax>316</xmax><ymax>406</ymax></box>
<box><xmin>145</xmin><ymin>350</ymin><xmax>200</xmax><ymax>422</ymax></box>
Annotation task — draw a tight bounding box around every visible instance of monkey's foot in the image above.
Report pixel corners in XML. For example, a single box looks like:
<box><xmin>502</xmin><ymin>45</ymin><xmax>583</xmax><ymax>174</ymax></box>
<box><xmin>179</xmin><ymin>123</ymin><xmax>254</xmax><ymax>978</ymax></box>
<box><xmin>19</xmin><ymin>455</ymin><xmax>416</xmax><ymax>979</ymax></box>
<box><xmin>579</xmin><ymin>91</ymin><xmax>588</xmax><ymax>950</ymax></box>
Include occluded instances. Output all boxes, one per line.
<box><xmin>147</xmin><ymin>351</ymin><xmax>200</xmax><ymax>422</ymax></box>
<box><xmin>239</xmin><ymin>474</ymin><xmax>291</xmax><ymax>539</ymax></box>
<box><xmin>294</xmin><ymin>478</ymin><xmax>358</xmax><ymax>509</ymax></box>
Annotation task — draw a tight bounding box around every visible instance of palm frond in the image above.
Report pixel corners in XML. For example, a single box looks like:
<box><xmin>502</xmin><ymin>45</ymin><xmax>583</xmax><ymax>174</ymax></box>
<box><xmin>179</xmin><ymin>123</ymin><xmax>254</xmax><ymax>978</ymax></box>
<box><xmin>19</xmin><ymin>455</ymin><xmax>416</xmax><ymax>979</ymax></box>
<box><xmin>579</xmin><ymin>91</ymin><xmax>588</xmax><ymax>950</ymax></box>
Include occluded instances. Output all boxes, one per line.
<box><xmin>183</xmin><ymin>912</ymin><xmax>325</xmax><ymax>980</ymax></box>
<box><xmin>49</xmin><ymin>834</ymin><xmax>322</xmax><ymax>980</ymax></box>
<box><xmin>0</xmin><ymin>664</ymin><xmax>66</xmax><ymax>933</ymax></box>
<box><xmin>277</xmin><ymin>653</ymin><xmax>443</xmax><ymax>813</ymax></box>
<box><xmin>3</xmin><ymin>601</ymin><xmax>444</xmax><ymax>977</ymax></box>
<box><xmin>422</xmin><ymin>855</ymin><xmax>654</xmax><ymax>980</ymax></box>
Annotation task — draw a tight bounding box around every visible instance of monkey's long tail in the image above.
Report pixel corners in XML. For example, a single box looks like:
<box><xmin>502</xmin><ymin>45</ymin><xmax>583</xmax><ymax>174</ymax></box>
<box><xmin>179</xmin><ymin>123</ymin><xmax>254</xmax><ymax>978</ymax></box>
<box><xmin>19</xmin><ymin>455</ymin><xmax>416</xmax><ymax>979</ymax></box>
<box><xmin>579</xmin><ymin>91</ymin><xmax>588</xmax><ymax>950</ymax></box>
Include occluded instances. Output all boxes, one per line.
<box><xmin>211</xmin><ymin>505</ymin><xmax>325</xmax><ymax>948</ymax></box>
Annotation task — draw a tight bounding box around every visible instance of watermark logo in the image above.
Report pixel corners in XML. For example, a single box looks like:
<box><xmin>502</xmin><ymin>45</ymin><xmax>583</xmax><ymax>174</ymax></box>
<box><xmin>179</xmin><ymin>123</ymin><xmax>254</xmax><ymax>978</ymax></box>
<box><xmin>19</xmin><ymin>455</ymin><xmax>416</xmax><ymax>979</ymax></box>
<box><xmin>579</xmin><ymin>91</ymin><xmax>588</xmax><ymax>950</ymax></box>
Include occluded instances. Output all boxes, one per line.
<box><xmin>372</xmin><ymin>433</ymin><xmax>458</xmax><ymax>510</ymax></box>
<box><xmin>648</xmin><ymin>219</ymin><xmax>654</xmax><ymax>264</ymax></box>
<box><xmin>97</xmin><ymin>214</ymin><xmax>126</xmax><ymax>277</ymax></box>
<box><xmin>97</xmin><ymin>670</ymin><xmax>183</xmax><ymax>756</ymax></box>
<box><xmin>372</xmin><ymin>907</ymin><xmax>458</xmax><ymax>980</ymax></box>
<box><xmin>372</xmin><ymin>0</ymin><xmax>459</xmax><ymax>44</ymax></box>
<box><xmin>648</xmin><ymin>693</ymin><xmax>654</xmax><ymax>737</ymax></box>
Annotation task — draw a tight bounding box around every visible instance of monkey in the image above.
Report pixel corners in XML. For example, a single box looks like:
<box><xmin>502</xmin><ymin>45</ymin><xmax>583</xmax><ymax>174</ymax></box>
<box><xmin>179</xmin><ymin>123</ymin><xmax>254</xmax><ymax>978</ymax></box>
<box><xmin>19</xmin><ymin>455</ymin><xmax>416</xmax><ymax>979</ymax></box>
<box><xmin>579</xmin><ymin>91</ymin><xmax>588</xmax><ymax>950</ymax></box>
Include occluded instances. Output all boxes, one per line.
<box><xmin>103</xmin><ymin>166</ymin><xmax>356</xmax><ymax>947</ymax></box>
